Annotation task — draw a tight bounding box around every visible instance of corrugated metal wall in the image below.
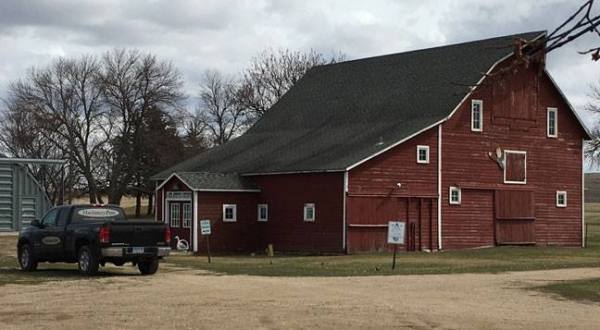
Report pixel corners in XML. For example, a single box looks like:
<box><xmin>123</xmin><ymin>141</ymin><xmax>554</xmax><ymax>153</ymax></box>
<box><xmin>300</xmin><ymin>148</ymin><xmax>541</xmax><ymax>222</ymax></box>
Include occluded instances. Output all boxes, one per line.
<box><xmin>0</xmin><ymin>163</ymin><xmax>52</xmax><ymax>231</ymax></box>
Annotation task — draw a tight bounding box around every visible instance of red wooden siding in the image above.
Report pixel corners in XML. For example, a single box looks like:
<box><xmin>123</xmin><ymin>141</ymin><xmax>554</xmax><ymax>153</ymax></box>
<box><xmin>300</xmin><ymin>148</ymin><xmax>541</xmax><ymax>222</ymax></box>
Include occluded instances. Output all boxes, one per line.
<box><xmin>347</xmin><ymin>127</ymin><xmax>439</xmax><ymax>252</ymax></box>
<box><xmin>195</xmin><ymin>192</ymin><xmax>259</xmax><ymax>253</ymax></box>
<box><xmin>251</xmin><ymin>173</ymin><xmax>344</xmax><ymax>253</ymax></box>
<box><xmin>441</xmin><ymin>58</ymin><xmax>585</xmax><ymax>249</ymax></box>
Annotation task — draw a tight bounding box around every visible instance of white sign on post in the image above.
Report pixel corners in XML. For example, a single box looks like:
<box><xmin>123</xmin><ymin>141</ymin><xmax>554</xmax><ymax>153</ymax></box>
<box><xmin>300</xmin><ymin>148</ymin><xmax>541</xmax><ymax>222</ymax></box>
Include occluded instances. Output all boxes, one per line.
<box><xmin>387</xmin><ymin>221</ymin><xmax>405</xmax><ymax>244</ymax></box>
<box><xmin>200</xmin><ymin>220</ymin><xmax>211</xmax><ymax>235</ymax></box>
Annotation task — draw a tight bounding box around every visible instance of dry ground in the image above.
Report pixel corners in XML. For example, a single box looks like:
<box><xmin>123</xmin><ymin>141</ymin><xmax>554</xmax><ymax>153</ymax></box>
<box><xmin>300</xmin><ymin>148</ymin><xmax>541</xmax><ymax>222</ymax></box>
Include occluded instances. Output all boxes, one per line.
<box><xmin>0</xmin><ymin>266</ymin><xmax>599</xmax><ymax>330</ymax></box>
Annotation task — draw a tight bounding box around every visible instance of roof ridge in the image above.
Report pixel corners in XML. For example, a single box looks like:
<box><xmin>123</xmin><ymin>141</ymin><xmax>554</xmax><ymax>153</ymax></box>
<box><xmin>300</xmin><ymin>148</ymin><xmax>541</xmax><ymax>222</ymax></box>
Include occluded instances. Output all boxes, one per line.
<box><xmin>314</xmin><ymin>30</ymin><xmax>546</xmax><ymax>71</ymax></box>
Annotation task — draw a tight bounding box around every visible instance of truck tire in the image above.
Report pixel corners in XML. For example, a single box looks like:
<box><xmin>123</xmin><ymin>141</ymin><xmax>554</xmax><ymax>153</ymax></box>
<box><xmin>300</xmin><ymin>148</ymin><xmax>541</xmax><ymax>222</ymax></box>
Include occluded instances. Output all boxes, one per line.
<box><xmin>138</xmin><ymin>258</ymin><xmax>159</xmax><ymax>275</ymax></box>
<box><xmin>18</xmin><ymin>244</ymin><xmax>38</xmax><ymax>271</ymax></box>
<box><xmin>77</xmin><ymin>246</ymin><xmax>99</xmax><ymax>275</ymax></box>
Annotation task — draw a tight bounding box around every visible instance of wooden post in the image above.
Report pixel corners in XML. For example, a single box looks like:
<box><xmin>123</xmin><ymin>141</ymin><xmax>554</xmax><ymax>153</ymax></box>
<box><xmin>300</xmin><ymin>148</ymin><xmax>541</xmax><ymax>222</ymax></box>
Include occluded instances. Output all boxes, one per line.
<box><xmin>392</xmin><ymin>244</ymin><xmax>398</xmax><ymax>270</ymax></box>
<box><xmin>206</xmin><ymin>235</ymin><xmax>212</xmax><ymax>263</ymax></box>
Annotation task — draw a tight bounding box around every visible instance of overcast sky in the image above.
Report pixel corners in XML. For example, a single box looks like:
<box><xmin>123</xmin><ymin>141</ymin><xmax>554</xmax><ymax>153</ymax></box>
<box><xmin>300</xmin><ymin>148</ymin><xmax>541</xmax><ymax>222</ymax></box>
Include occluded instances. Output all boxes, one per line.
<box><xmin>0</xmin><ymin>0</ymin><xmax>598</xmax><ymax>128</ymax></box>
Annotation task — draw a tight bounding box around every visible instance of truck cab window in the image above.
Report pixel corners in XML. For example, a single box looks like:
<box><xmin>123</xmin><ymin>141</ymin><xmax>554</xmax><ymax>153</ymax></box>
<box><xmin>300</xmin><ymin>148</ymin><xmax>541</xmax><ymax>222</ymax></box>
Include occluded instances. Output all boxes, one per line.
<box><xmin>41</xmin><ymin>209</ymin><xmax>58</xmax><ymax>227</ymax></box>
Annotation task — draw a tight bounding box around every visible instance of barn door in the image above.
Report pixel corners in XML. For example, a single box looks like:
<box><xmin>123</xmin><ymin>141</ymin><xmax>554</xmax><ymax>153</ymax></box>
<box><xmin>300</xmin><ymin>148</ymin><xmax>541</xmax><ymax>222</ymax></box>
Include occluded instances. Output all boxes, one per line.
<box><xmin>495</xmin><ymin>190</ymin><xmax>535</xmax><ymax>244</ymax></box>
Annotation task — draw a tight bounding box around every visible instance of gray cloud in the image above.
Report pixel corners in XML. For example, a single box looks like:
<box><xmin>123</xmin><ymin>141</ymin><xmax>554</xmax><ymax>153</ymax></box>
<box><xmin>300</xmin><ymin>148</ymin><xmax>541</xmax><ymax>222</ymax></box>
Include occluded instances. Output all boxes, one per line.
<box><xmin>0</xmin><ymin>0</ymin><xmax>598</xmax><ymax>130</ymax></box>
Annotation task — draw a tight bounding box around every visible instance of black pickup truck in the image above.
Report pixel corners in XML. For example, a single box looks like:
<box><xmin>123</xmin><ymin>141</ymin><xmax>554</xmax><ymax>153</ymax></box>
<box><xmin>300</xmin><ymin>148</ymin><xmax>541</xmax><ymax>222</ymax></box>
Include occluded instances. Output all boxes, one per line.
<box><xmin>17</xmin><ymin>204</ymin><xmax>171</xmax><ymax>275</ymax></box>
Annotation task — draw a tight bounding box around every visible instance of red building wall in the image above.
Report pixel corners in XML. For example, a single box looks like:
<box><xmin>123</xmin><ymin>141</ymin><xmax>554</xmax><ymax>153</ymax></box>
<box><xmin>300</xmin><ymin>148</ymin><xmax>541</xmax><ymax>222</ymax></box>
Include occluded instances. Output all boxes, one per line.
<box><xmin>346</xmin><ymin>127</ymin><xmax>439</xmax><ymax>252</ymax></box>
<box><xmin>251</xmin><ymin>173</ymin><xmax>345</xmax><ymax>253</ymax></box>
<box><xmin>195</xmin><ymin>192</ymin><xmax>260</xmax><ymax>253</ymax></box>
<box><xmin>441</xmin><ymin>60</ymin><xmax>586</xmax><ymax>249</ymax></box>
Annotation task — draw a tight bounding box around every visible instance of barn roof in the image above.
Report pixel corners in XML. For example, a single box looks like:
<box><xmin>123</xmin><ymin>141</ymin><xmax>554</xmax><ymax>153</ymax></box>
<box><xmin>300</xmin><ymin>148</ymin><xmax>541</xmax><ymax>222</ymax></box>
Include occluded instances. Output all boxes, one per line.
<box><xmin>154</xmin><ymin>31</ymin><xmax>549</xmax><ymax>180</ymax></box>
<box><xmin>158</xmin><ymin>172</ymin><xmax>260</xmax><ymax>191</ymax></box>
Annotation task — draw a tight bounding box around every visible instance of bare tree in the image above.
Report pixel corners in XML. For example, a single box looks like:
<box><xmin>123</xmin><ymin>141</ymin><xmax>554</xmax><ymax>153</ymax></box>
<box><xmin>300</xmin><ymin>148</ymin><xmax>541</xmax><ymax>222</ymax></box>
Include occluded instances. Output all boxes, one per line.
<box><xmin>100</xmin><ymin>49</ymin><xmax>184</xmax><ymax>205</ymax></box>
<box><xmin>197</xmin><ymin>70</ymin><xmax>247</xmax><ymax>146</ymax></box>
<box><xmin>234</xmin><ymin>48</ymin><xmax>345</xmax><ymax>121</ymax></box>
<box><xmin>4</xmin><ymin>56</ymin><xmax>107</xmax><ymax>203</ymax></box>
<box><xmin>0</xmin><ymin>99</ymin><xmax>78</xmax><ymax>204</ymax></box>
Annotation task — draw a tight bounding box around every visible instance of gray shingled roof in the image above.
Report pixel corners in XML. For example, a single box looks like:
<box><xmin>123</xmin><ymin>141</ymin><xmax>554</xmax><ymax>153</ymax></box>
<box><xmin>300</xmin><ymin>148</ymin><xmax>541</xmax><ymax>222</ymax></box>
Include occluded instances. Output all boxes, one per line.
<box><xmin>154</xmin><ymin>31</ymin><xmax>545</xmax><ymax>180</ymax></box>
<box><xmin>171</xmin><ymin>172</ymin><xmax>260</xmax><ymax>191</ymax></box>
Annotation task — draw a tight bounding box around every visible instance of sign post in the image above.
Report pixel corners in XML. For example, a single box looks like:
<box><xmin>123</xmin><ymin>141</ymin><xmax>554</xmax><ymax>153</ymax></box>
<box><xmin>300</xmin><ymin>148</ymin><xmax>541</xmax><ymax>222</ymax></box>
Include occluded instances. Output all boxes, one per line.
<box><xmin>200</xmin><ymin>219</ymin><xmax>212</xmax><ymax>263</ymax></box>
<box><xmin>387</xmin><ymin>221</ymin><xmax>405</xmax><ymax>270</ymax></box>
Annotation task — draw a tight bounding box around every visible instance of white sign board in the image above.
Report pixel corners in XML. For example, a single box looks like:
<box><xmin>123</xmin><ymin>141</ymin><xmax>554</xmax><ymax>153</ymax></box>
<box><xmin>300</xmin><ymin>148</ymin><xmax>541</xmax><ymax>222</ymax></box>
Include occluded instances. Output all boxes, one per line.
<box><xmin>77</xmin><ymin>208</ymin><xmax>120</xmax><ymax>218</ymax></box>
<box><xmin>200</xmin><ymin>220</ymin><xmax>211</xmax><ymax>235</ymax></box>
<box><xmin>387</xmin><ymin>221</ymin><xmax>405</xmax><ymax>244</ymax></box>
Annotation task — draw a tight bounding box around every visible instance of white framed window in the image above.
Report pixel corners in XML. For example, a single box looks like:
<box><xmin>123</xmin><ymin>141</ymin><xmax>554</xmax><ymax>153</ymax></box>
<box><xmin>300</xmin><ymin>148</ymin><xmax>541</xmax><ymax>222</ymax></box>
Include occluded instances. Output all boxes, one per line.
<box><xmin>416</xmin><ymin>145</ymin><xmax>430</xmax><ymax>164</ymax></box>
<box><xmin>556</xmin><ymin>191</ymin><xmax>567</xmax><ymax>208</ymax></box>
<box><xmin>303</xmin><ymin>203</ymin><xmax>315</xmax><ymax>222</ymax></box>
<box><xmin>449</xmin><ymin>186</ymin><xmax>461</xmax><ymax>205</ymax></box>
<box><xmin>504</xmin><ymin>150</ymin><xmax>527</xmax><ymax>185</ymax></box>
<box><xmin>182</xmin><ymin>203</ymin><xmax>192</xmax><ymax>228</ymax></box>
<box><xmin>170</xmin><ymin>203</ymin><xmax>180</xmax><ymax>227</ymax></box>
<box><xmin>547</xmin><ymin>107</ymin><xmax>558</xmax><ymax>138</ymax></box>
<box><xmin>257</xmin><ymin>204</ymin><xmax>268</xmax><ymax>222</ymax></box>
<box><xmin>471</xmin><ymin>99</ymin><xmax>483</xmax><ymax>132</ymax></box>
<box><xmin>223</xmin><ymin>204</ymin><xmax>237</xmax><ymax>222</ymax></box>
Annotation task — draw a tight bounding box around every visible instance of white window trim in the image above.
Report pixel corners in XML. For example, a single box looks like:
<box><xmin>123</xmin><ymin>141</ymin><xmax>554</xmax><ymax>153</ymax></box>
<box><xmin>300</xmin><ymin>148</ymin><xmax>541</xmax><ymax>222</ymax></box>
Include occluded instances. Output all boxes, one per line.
<box><xmin>257</xmin><ymin>204</ymin><xmax>268</xmax><ymax>222</ymax></box>
<box><xmin>170</xmin><ymin>203</ymin><xmax>180</xmax><ymax>228</ymax></box>
<box><xmin>449</xmin><ymin>186</ymin><xmax>461</xmax><ymax>205</ymax></box>
<box><xmin>182</xmin><ymin>203</ymin><xmax>192</xmax><ymax>228</ymax></box>
<box><xmin>416</xmin><ymin>145</ymin><xmax>430</xmax><ymax>164</ymax></box>
<box><xmin>303</xmin><ymin>203</ymin><xmax>316</xmax><ymax>222</ymax></box>
<box><xmin>222</xmin><ymin>204</ymin><xmax>237</xmax><ymax>222</ymax></box>
<box><xmin>547</xmin><ymin>107</ymin><xmax>558</xmax><ymax>138</ymax></box>
<box><xmin>503</xmin><ymin>150</ymin><xmax>527</xmax><ymax>185</ymax></box>
<box><xmin>471</xmin><ymin>99</ymin><xmax>483</xmax><ymax>132</ymax></box>
<box><xmin>556</xmin><ymin>191</ymin><xmax>567</xmax><ymax>208</ymax></box>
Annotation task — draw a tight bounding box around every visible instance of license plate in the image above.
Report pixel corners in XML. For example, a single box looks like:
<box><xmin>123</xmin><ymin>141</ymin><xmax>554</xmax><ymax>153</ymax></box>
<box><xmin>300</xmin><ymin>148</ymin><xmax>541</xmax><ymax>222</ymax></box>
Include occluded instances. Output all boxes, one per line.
<box><xmin>131</xmin><ymin>247</ymin><xmax>145</xmax><ymax>254</ymax></box>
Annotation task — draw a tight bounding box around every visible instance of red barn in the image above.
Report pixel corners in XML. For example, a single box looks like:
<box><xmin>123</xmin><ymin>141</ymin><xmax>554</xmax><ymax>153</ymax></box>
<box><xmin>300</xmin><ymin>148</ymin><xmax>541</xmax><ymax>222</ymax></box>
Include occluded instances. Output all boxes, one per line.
<box><xmin>153</xmin><ymin>31</ymin><xmax>590</xmax><ymax>254</ymax></box>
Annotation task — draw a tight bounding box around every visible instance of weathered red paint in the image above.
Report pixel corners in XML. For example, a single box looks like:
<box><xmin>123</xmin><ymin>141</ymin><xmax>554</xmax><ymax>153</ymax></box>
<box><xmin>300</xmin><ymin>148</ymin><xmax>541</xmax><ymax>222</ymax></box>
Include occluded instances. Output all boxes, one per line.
<box><xmin>441</xmin><ymin>59</ymin><xmax>586</xmax><ymax>249</ymax></box>
<box><xmin>346</xmin><ymin>127</ymin><xmax>439</xmax><ymax>253</ymax></box>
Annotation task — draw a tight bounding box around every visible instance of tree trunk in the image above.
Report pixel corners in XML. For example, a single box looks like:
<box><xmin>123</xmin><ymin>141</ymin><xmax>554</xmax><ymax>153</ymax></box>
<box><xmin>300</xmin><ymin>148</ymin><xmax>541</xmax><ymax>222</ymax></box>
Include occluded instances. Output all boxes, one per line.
<box><xmin>135</xmin><ymin>190</ymin><xmax>141</xmax><ymax>218</ymax></box>
<box><xmin>147</xmin><ymin>192</ymin><xmax>154</xmax><ymax>216</ymax></box>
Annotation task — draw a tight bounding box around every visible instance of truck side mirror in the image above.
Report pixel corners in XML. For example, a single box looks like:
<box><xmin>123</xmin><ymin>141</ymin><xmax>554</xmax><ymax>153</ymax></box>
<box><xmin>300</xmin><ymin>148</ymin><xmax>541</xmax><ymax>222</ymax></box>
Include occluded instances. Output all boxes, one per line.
<box><xmin>30</xmin><ymin>219</ymin><xmax>41</xmax><ymax>228</ymax></box>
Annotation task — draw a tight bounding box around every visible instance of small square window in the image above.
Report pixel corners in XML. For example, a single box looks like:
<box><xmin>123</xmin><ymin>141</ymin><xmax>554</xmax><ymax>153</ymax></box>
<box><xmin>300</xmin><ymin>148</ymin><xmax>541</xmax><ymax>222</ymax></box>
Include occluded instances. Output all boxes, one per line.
<box><xmin>257</xmin><ymin>204</ymin><xmax>268</xmax><ymax>222</ymax></box>
<box><xmin>223</xmin><ymin>204</ymin><xmax>237</xmax><ymax>222</ymax></box>
<box><xmin>304</xmin><ymin>203</ymin><xmax>315</xmax><ymax>222</ymax></box>
<box><xmin>547</xmin><ymin>108</ymin><xmax>558</xmax><ymax>138</ymax></box>
<box><xmin>471</xmin><ymin>100</ymin><xmax>483</xmax><ymax>132</ymax></box>
<box><xmin>449</xmin><ymin>187</ymin><xmax>461</xmax><ymax>205</ymax></box>
<box><xmin>417</xmin><ymin>145</ymin><xmax>430</xmax><ymax>164</ymax></box>
<box><xmin>556</xmin><ymin>191</ymin><xmax>567</xmax><ymax>208</ymax></box>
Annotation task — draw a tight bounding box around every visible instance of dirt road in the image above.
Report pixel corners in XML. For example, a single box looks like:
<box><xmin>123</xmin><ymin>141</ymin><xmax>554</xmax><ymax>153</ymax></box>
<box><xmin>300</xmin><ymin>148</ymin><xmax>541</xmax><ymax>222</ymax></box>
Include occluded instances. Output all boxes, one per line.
<box><xmin>1</xmin><ymin>266</ymin><xmax>599</xmax><ymax>330</ymax></box>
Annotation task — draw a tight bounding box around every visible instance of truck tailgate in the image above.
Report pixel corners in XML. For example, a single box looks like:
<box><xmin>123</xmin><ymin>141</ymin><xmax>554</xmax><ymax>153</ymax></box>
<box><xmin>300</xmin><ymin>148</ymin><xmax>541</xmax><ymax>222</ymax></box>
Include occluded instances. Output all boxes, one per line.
<box><xmin>108</xmin><ymin>221</ymin><xmax>166</xmax><ymax>246</ymax></box>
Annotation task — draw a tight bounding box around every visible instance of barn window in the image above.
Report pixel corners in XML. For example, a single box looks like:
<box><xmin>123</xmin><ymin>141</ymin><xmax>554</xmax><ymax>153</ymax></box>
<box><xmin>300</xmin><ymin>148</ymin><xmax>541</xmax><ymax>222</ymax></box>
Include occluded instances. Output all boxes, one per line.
<box><xmin>417</xmin><ymin>145</ymin><xmax>430</xmax><ymax>164</ymax></box>
<box><xmin>223</xmin><ymin>204</ymin><xmax>237</xmax><ymax>222</ymax></box>
<box><xmin>257</xmin><ymin>204</ymin><xmax>268</xmax><ymax>222</ymax></box>
<box><xmin>449</xmin><ymin>187</ymin><xmax>461</xmax><ymax>205</ymax></box>
<box><xmin>556</xmin><ymin>191</ymin><xmax>567</xmax><ymax>208</ymax></box>
<box><xmin>170</xmin><ymin>204</ymin><xmax>180</xmax><ymax>228</ymax></box>
<box><xmin>182</xmin><ymin>203</ymin><xmax>192</xmax><ymax>228</ymax></box>
<box><xmin>471</xmin><ymin>99</ymin><xmax>483</xmax><ymax>132</ymax></box>
<box><xmin>304</xmin><ymin>203</ymin><xmax>315</xmax><ymax>222</ymax></box>
<box><xmin>504</xmin><ymin>150</ymin><xmax>527</xmax><ymax>184</ymax></box>
<box><xmin>547</xmin><ymin>107</ymin><xmax>558</xmax><ymax>138</ymax></box>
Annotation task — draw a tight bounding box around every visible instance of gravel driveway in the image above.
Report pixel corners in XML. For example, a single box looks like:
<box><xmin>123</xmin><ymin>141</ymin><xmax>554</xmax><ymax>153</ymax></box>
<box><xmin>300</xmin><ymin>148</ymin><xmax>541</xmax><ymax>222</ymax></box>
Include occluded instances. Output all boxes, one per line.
<box><xmin>1</xmin><ymin>266</ymin><xmax>599</xmax><ymax>329</ymax></box>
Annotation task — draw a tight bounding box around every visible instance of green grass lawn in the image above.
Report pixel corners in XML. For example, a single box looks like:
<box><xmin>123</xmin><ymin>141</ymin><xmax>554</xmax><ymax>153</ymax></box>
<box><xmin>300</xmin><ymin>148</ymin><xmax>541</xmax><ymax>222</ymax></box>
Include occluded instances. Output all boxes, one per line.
<box><xmin>166</xmin><ymin>245</ymin><xmax>600</xmax><ymax>277</ymax></box>
<box><xmin>535</xmin><ymin>278</ymin><xmax>600</xmax><ymax>304</ymax></box>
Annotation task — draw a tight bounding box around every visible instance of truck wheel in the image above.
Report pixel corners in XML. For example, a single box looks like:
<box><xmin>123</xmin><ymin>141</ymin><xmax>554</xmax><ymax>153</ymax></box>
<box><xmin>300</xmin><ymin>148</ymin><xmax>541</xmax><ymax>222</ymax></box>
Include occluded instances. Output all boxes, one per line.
<box><xmin>138</xmin><ymin>259</ymin><xmax>159</xmax><ymax>275</ymax></box>
<box><xmin>77</xmin><ymin>246</ymin><xmax>99</xmax><ymax>275</ymax></box>
<box><xmin>18</xmin><ymin>244</ymin><xmax>38</xmax><ymax>271</ymax></box>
